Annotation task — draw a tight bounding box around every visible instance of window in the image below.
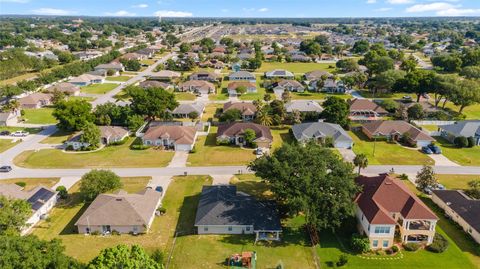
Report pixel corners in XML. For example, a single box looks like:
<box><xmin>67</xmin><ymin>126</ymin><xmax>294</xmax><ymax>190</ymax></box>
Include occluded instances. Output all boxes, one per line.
<box><xmin>204</xmin><ymin>227</ymin><xmax>208</xmax><ymax>232</ymax></box>
<box><xmin>373</xmin><ymin>240</ymin><xmax>378</xmax><ymax>248</ymax></box>
<box><xmin>228</xmin><ymin>226</ymin><xmax>233</xmax><ymax>231</ymax></box>
<box><xmin>246</xmin><ymin>227</ymin><xmax>251</xmax><ymax>231</ymax></box>
<box><xmin>374</xmin><ymin>226</ymin><xmax>391</xmax><ymax>234</ymax></box>
<box><xmin>383</xmin><ymin>240</ymin><xmax>389</xmax><ymax>247</ymax></box>
<box><xmin>361</xmin><ymin>214</ymin><xmax>364</xmax><ymax>221</ymax></box>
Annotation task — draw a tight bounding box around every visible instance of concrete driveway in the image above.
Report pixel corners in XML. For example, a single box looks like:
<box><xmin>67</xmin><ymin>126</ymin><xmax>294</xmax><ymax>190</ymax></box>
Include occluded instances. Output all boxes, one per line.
<box><xmin>337</xmin><ymin>148</ymin><xmax>356</xmax><ymax>163</ymax></box>
<box><xmin>168</xmin><ymin>151</ymin><xmax>189</xmax><ymax>168</ymax></box>
<box><xmin>428</xmin><ymin>154</ymin><xmax>460</xmax><ymax>166</ymax></box>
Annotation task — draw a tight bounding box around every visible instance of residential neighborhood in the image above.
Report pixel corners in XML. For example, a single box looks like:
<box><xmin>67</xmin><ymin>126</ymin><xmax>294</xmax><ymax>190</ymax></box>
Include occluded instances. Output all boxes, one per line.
<box><xmin>0</xmin><ymin>5</ymin><xmax>480</xmax><ymax>269</ymax></box>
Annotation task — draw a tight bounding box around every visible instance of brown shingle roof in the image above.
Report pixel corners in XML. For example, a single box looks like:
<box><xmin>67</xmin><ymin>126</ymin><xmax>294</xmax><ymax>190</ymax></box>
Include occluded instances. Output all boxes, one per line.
<box><xmin>223</xmin><ymin>101</ymin><xmax>257</xmax><ymax>116</ymax></box>
<box><xmin>139</xmin><ymin>80</ymin><xmax>171</xmax><ymax>89</ymax></box>
<box><xmin>46</xmin><ymin>82</ymin><xmax>80</xmax><ymax>94</ymax></box>
<box><xmin>349</xmin><ymin>99</ymin><xmax>388</xmax><ymax>114</ymax></box>
<box><xmin>179</xmin><ymin>80</ymin><xmax>215</xmax><ymax>92</ymax></box>
<box><xmin>19</xmin><ymin>92</ymin><xmax>52</xmax><ymax>106</ymax></box>
<box><xmin>143</xmin><ymin>125</ymin><xmax>197</xmax><ymax>145</ymax></box>
<box><xmin>227</xmin><ymin>81</ymin><xmax>256</xmax><ymax>91</ymax></box>
<box><xmin>355</xmin><ymin>174</ymin><xmax>438</xmax><ymax>225</ymax></box>
<box><xmin>217</xmin><ymin>122</ymin><xmax>272</xmax><ymax>141</ymax></box>
<box><xmin>362</xmin><ymin>120</ymin><xmax>434</xmax><ymax>142</ymax></box>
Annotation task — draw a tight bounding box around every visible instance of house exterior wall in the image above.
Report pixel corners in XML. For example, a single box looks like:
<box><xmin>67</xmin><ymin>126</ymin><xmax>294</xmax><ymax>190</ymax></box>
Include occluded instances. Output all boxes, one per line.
<box><xmin>416</xmin><ymin>140</ymin><xmax>432</xmax><ymax>147</ymax></box>
<box><xmin>196</xmin><ymin>225</ymin><xmax>254</xmax><ymax>235</ymax></box>
<box><xmin>432</xmin><ymin>193</ymin><xmax>480</xmax><ymax>244</ymax></box>
<box><xmin>334</xmin><ymin>141</ymin><xmax>353</xmax><ymax>149</ymax></box>
<box><xmin>22</xmin><ymin>193</ymin><xmax>58</xmax><ymax>235</ymax></box>
<box><xmin>77</xmin><ymin>224</ymin><xmax>147</xmax><ymax>234</ymax></box>
<box><xmin>355</xmin><ymin>207</ymin><xmax>396</xmax><ymax>249</ymax></box>
<box><xmin>65</xmin><ymin>141</ymin><xmax>90</xmax><ymax>150</ymax></box>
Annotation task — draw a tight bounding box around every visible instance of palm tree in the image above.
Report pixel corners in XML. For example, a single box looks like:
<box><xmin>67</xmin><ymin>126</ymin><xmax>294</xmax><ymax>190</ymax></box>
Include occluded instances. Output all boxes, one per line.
<box><xmin>353</xmin><ymin>153</ymin><xmax>368</xmax><ymax>174</ymax></box>
<box><xmin>256</xmin><ymin>107</ymin><xmax>272</xmax><ymax>126</ymax></box>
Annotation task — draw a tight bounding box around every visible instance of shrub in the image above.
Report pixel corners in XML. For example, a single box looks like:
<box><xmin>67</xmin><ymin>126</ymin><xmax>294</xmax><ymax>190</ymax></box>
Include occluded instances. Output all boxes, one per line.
<box><xmin>467</xmin><ymin>137</ymin><xmax>476</xmax><ymax>148</ymax></box>
<box><xmin>109</xmin><ymin>138</ymin><xmax>127</xmax><ymax>146</ymax></box>
<box><xmin>427</xmin><ymin>233</ymin><xmax>449</xmax><ymax>253</ymax></box>
<box><xmin>351</xmin><ymin>234</ymin><xmax>370</xmax><ymax>253</ymax></box>
<box><xmin>399</xmin><ymin>174</ymin><xmax>409</xmax><ymax>181</ymax></box>
<box><xmin>151</xmin><ymin>249</ymin><xmax>164</xmax><ymax>265</ymax></box>
<box><xmin>91</xmin><ymin>230</ymin><xmax>100</xmax><ymax>236</ymax></box>
<box><xmin>111</xmin><ymin>230</ymin><xmax>120</xmax><ymax>236</ymax></box>
<box><xmin>381</xmin><ymin>99</ymin><xmax>398</xmax><ymax>113</ymax></box>
<box><xmin>454</xmin><ymin>136</ymin><xmax>468</xmax><ymax>148</ymax></box>
<box><xmin>15</xmin><ymin>182</ymin><xmax>26</xmax><ymax>188</ymax></box>
<box><xmin>391</xmin><ymin>245</ymin><xmax>399</xmax><ymax>253</ymax></box>
<box><xmin>158</xmin><ymin>207</ymin><xmax>167</xmax><ymax>215</ymax></box>
<box><xmin>190</xmin><ymin>146</ymin><xmax>197</xmax><ymax>153</ymax></box>
<box><xmin>336</xmin><ymin>254</ymin><xmax>348</xmax><ymax>267</ymax></box>
<box><xmin>65</xmin><ymin>145</ymin><xmax>74</xmax><ymax>151</ymax></box>
<box><xmin>55</xmin><ymin>185</ymin><xmax>68</xmax><ymax>199</ymax></box>
<box><xmin>403</xmin><ymin>242</ymin><xmax>420</xmax><ymax>251</ymax></box>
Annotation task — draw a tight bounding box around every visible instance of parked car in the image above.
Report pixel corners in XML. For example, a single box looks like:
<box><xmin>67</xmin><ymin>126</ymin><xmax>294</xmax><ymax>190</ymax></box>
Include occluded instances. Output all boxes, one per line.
<box><xmin>0</xmin><ymin>166</ymin><xmax>12</xmax><ymax>172</ymax></box>
<box><xmin>11</xmin><ymin>131</ymin><xmax>29</xmax><ymax>137</ymax></box>
<box><xmin>428</xmin><ymin>144</ymin><xmax>442</xmax><ymax>154</ymax></box>
<box><xmin>435</xmin><ymin>183</ymin><xmax>446</xmax><ymax>190</ymax></box>
<box><xmin>0</xmin><ymin>130</ymin><xmax>11</xmax><ymax>136</ymax></box>
<box><xmin>422</xmin><ymin>146</ymin><xmax>433</xmax><ymax>154</ymax></box>
<box><xmin>255</xmin><ymin>147</ymin><xmax>265</xmax><ymax>156</ymax></box>
<box><xmin>402</xmin><ymin>95</ymin><xmax>412</xmax><ymax>102</ymax></box>
<box><xmin>155</xmin><ymin>186</ymin><xmax>164</xmax><ymax>195</ymax></box>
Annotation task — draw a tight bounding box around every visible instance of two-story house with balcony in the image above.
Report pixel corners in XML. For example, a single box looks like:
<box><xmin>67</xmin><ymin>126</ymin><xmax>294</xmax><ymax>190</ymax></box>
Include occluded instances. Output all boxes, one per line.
<box><xmin>355</xmin><ymin>174</ymin><xmax>438</xmax><ymax>249</ymax></box>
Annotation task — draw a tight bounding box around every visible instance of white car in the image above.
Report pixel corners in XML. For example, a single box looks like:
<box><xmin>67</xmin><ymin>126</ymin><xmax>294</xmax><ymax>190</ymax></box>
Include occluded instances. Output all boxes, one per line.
<box><xmin>11</xmin><ymin>131</ymin><xmax>29</xmax><ymax>137</ymax></box>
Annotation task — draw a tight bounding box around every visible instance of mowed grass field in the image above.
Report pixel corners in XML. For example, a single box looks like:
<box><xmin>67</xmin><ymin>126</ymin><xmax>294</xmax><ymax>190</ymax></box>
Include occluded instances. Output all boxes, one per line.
<box><xmin>434</xmin><ymin>137</ymin><xmax>480</xmax><ymax>166</ymax></box>
<box><xmin>14</xmin><ymin>137</ymin><xmax>175</xmax><ymax>168</ymax></box>
<box><xmin>23</xmin><ymin>108</ymin><xmax>57</xmax><ymax>124</ymax></box>
<box><xmin>0</xmin><ymin>139</ymin><xmax>20</xmax><ymax>153</ymax></box>
<box><xmin>0</xmin><ymin>178</ymin><xmax>60</xmax><ymax>190</ymax></box>
<box><xmin>81</xmin><ymin>83</ymin><xmax>117</xmax><ymax>94</ymax></box>
<box><xmin>256</xmin><ymin>62</ymin><xmax>336</xmax><ymax>74</ymax></box>
<box><xmin>105</xmin><ymin>76</ymin><xmax>132</xmax><ymax>82</ymax></box>
<box><xmin>436</xmin><ymin>174</ymin><xmax>480</xmax><ymax>190</ymax></box>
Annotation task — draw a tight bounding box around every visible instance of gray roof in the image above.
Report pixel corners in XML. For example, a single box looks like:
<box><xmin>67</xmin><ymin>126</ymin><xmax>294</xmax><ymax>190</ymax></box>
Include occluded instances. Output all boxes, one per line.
<box><xmin>432</xmin><ymin>190</ymin><xmax>480</xmax><ymax>234</ymax></box>
<box><xmin>0</xmin><ymin>184</ymin><xmax>56</xmax><ymax>212</ymax></box>
<box><xmin>194</xmin><ymin>185</ymin><xmax>282</xmax><ymax>231</ymax></box>
<box><xmin>292</xmin><ymin>122</ymin><xmax>353</xmax><ymax>143</ymax></box>
<box><xmin>228</xmin><ymin>71</ymin><xmax>255</xmax><ymax>79</ymax></box>
<box><xmin>265</xmin><ymin>69</ymin><xmax>294</xmax><ymax>78</ymax></box>
<box><xmin>172</xmin><ymin>102</ymin><xmax>205</xmax><ymax>115</ymax></box>
<box><xmin>285</xmin><ymin>100</ymin><xmax>323</xmax><ymax>113</ymax></box>
<box><xmin>440</xmin><ymin>121</ymin><xmax>480</xmax><ymax>137</ymax></box>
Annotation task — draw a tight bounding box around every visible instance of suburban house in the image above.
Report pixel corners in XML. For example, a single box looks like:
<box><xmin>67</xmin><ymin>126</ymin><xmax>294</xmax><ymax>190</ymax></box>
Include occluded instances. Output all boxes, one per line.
<box><xmin>121</xmin><ymin>52</ymin><xmax>145</xmax><ymax>61</ymax></box>
<box><xmin>69</xmin><ymin>74</ymin><xmax>105</xmax><ymax>86</ymax></box>
<box><xmin>94</xmin><ymin>63</ymin><xmax>124</xmax><ymax>75</ymax></box>
<box><xmin>355</xmin><ymin>174</ymin><xmax>438</xmax><ymax>249</ymax></box>
<box><xmin>264</xmin><ymin>69</ymin><xmax>294</xmax><ymax>79</ymax></box>
<box><xmin>217</xmin><ymin>122</ymin><xmax>273</xmax><ymax>148</ymax></box>
<box><xmin>285</xmin><ymin>100</ymin><xmax>323</xmax><ymax>114</ymax></box>
<box><xmin>136</xmin><ymin>48</ymin><xmax>156</xmax><ymax>58</ymax></box>
<box><xmin>292</xmin><ymin>122</ymin><xmax>354</xmax><ymax>148</ymax></box>
<box><xmin>361</xmin><ymin>120</ymin><xmax>435</xmax><ymax>147</ymax></box>
<box><xmin>189</xmin><ymin>71</ymin><xmax>220</xmax><ymax>82</ymax></box>
<box><xmin>194</xmin><ymin>185</ymin><xmax>282</xmax><ymax>242</ymax></box>
<box><xmin>46</xmin><ymin>82</ymin><xmax>81</xmax><ymax>96</ymax></box>
<box><xmin>432</xmin><ymin>190</ymin><xmax>480</xmax><ymax>244</ymax></box>
<box><xmin>148</xmin><ymin>70</ymin><xmax>181</xmax><ymax>81</ymax></box>
<box><xmin>139</xmin><ymin>80</ymin><xmax>174</xmax><ymax>91</ymax></box>
<box><xmin>271</xmin><ymin>79</ymin><xmax>305</xmax><ymax>92</ymax></box>
<box><xmin>75</xmin><ymin>189</ymin><xmax>162</xmax><ymax>235</ymax></box>
<box><xmin>0</xmin><ymin>111</ymin><xmax>19</xmax><ymax>126</ymax></box>
<box><xmin>227</xmin><ymin>81</ymin><xmax>257</xmax><ymax>96</ymax></box>
<box><xmin>65</xmin><ymin>126</ymin><xmax>129</xmax><ymax>150</ymax></box>
<box><xmin>223</xmin><ymin>101</ymin><xmax>257</xmax><ymax>121</ymax></box>
<box><xmin>322</xmin><ymin>79</ymin><xmax>346</xmax><ymax>93</ymax></box>
<box><xmin>19</xmin><ymin>92</ymin><xmax>53</xmax><ymax>109</ymax></box>
<box><xmin>439</xmin><ymin>120</ymin><xmax>480</xmax><ymax>146</ymax></box>
<box><xmin>349</xmin><ymin>99</ymin><xmax>389</xmax><ymax>121</ymax></box>
<box><xmin>228</xmin><ymin>71</ymin><xmax>256</xmax><ymax>82</ymax></box>
<box><xmin>178</xmin><ymin>80</ymin><xmax>215</xmax><ymax>95</ymax></box>
<box><xmin>142</xmin><ymin>125</ymin><xmax>197</xmax><ymax>151</ymax></box>
<box><xmin>304</xmin><ymin>70</ymin><xmax>332</xmax><ymax>81</ymax></box>
<box><xmin>0</xmin><ymin>184</ymin><xmax>57</xmax><ymax>235</ymax></box>
<box><xmin>171</xmin><ymin>103</ymin><xmax>205</xmax><ymax>118</ymax></box>
<box><xmin>291</xmin><ymin>54</ymin><xmax>311</xmax><ymax>62</ymax></box>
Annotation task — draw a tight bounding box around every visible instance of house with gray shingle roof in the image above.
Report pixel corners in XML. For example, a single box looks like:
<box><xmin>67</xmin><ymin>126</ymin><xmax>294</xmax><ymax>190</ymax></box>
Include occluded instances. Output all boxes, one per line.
<box><xmin>171</xmin><ymin>103</ymin><xmax>205</xmax><ymax>118</ymax></box>
<box><xmin>228</xmin><ymin>71</ymin><xmax>256</xmax><ymax>82</ymax></box>
<box><xmin>285</xmin><ymin>100</ymin><xmax>323</xmax><ymax>114</ymax></box>
<box><xmin>292</xmin><ymin>122</ymin><xmax>353</xmax><ymax>148</ymax></box>
<box><xmin>264</xmin><ymin>69</ymin><xmax>294</xmax><ymax>79</ymax></box>
<box><xmin>439</xmin><ymin>120</ymin><xmax>480</xmax><ymax>146</ymax></box>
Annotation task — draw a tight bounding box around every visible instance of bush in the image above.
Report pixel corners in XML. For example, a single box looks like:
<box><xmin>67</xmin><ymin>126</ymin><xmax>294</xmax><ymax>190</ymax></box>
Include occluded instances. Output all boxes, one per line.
<box><xmin>109</xmin><ymin>138</ymin><xmax>127</xmax><ymax>146</ymax></box>
<box><xmin>111</xmin><ymin>230</ymin><xmax>120</xmax><ymax>236</ymax></box>
<box><xmin>190</xmin><ymin>146</ymin><xmax>196</xmax><ymax>153</ymax></box>
<box><xmin>351</xmin><ymin>234</ymin><xmax>370</xmax><ymax>253</ymax></box>
<box><xmin>151</xmin><ymin>249</ymin><xmax>164</xmax><ymax>265</ymax></box>
<box><xmin>381</xmin><ymin>99</ymin><xmax>398</xmax><ymax>113</ymax></box>
<box><xmin>403</xmin><ymin>242</ymin><xmax>420</xmax><ymax>251</ymax></box>
<box><xmin>158</xmin><ymin>207</ymin><xmax>166</xmax><ymax>215</ymax></box>
<box><xmin>15</xmin><ymin>182</ymin><xmax>26</xmax><ymax>188</ymax></box>
<box><xmin>391</xmin><ymin>245</ymin><xmax>399</xmax><ymax>253</ymax></box>
<box><xmin>467</xmin><ymin>136</ymin><xmax>476</xmax><ymax>148</ymax></box>
<box><xmin>399</xmin><ymin>174</ymin><xmax>409</xmax><ymax>181</ymax></box>
<box><xmin>454</xmin><ymin>136</ymin><xmax>468</xmax><ymax>148</ymax></box>
<box><xmin>336</xmin><ymin>254</ymin><xmax>348</xmax><ymax>267</ymax></box>
<box><xmin>91</xmin><ymin>230</ymin><xmax>100</xmax><ymax>236</ymax></box>
<box><xmin>65</xmin><ymin>145</ymin><xmax>74</xmax><ymax>151</ymax></box>
<box><xmin>55</xmin><ymin>185</ymin><xmax>68</xmax><ymax>199</ymax></box>
<box><xmin>427</xmin><ymin>233</ymin><xmax>449</xmax><ymax>253</ymax></box>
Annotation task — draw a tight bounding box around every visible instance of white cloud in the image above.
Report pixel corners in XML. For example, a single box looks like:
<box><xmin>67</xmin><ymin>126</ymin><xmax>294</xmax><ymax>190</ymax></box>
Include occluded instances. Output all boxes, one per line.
<box><xmin>154</xmin><ymin>10</ymin><xmax>193</xmax><ymax>17</ymax></box>
<box><xmin>221</xmin><ymin>9</ymin><xmax>229</xmax><ymax>13</ymax></box>
<box><xmin>406</xmin><ymin>2</ymin><xmax>456</xmax><ymax>13</ymax></box>
<box><xmin>367</xmin><ymin>0</ymin><xmax>377</xmax><ymax>4</ymax></box>
<box><xmin>437</xmin><ymin>8</ymin><xmax>480</xmax><ymax>16</ymax></box>
<box><xmin>375</xmin><ymin>7</ymin><xmax>393</xmax><ymax>11</ymax></box>
<box><xmin>31</xmin><ymin>8</ymin><xmax>75</xmax><ymax>15</ymax></box>
<box><xmin>132</xmin><ymin>4</ymin><xmax>148</xmax><ymax>8</ymax></box>
<box><xmin>105</xmin><ymin>10</ymin><xmax>136</xmax><ymax>16</ymax></box>
<box><xmin>387</xmin><ymin>0</ymin><xmax>414</xmax><ymax>4</ymax></box>
<box><xmin>0</xmin><ymin>0</ymin><xmax>29</xmax><ymax>3</ymax></box>
<box><xmin>258</xmin><ymin>8</ymin><xmax>269</xmax><ymax>12</ymax></box>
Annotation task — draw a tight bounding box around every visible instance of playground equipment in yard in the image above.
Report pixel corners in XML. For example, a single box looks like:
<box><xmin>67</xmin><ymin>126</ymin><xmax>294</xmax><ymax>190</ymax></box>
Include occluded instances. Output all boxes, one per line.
<box><xmin>228</xmin><ymin>251</ymin><xmax>256</xmax><ymax>269</ymax></box>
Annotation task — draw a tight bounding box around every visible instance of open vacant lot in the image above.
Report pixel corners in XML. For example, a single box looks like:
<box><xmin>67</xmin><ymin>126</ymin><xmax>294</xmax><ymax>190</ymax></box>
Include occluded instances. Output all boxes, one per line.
<box><xmin>174</xmin><ymin>92</ymin><xmax>197</xmax><ymax>101</ymax></box>
<box><xmin>350</xmin><ymin>130</ymin><xmax>435</xmax><ymax>165</ymax></box>
<box><xmin>23</xmin><ymin>108</ymin><xmax>57</xmax><ymax>124</ymax></box>
<box><xmin>257</xmin><ymin>62</ymin><xmax>336</xmax><ymax>74</ymax></box>
<box><xmin>33</xmin><ymin>176</ymin><xmax>211</xmax><ymax>263</ymax></box>
<box><xmin>0</xmin><ymin>139</ymin><xmax>20</xmax><ymax>153</ymax></box>
<box><xmin>81</xmin><ymin>83</ymin><xmax>117</xmax><ymax>94</ymax></box>
<box><xmin>14</xmin><ymin>137</ymin><xmax>174</xmax><ymax>168</ymax></box>
<box><xmin>187</xmin><ymin>127</ymin><xmax>257</xmax><ymax>166</ymax></box>
<box><xmin>434</xmin><ymin>137</ymin><xmax>480</xmax><ymax>166</ymax></box>
<box><xmin>105</xmin><ymin>76</ymin><xmax>132</xmax><ymax>82</ymax></box>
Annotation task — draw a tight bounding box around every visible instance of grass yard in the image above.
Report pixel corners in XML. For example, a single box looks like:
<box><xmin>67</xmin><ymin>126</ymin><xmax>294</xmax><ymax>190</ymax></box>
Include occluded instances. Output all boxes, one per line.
<box><xmin>14</xmin><ymin>137</ymin><xmax>175</xmax><ymax>168</ymax></box>
<box><xmin>0</xmin><ymin>139</ymin><xmax>20</xmax><ymax>153</ymax></box>
<box><xmin>201</xmin><ymin>104</ymin><xmax>222</xmax><ymax>122</ymax></box>
<box><xmin>239</xmin><ymin>75</ymin><xmax>267</xmax><ymax>101</ymax></box>
<box><xmin>105</xmin><ymin>76</ymin><xmax>132</xmax><ymax>82</ymax></box>
<box><xmin>436</xmin><ymin>174</ymin><xmax>480</xmax><ymax>190</ymax></box>
<box><xmin>187</xmin><ymin>127</ymin><xmax>257</xmax><ymax>166</ymax></box>
<box><xmin>0</xmin><ymin>178</ymin><xmax>60</xmax><ymax>190</ymax></box>
<box><xmin>23</xmin><ymin>108</ymin><xmax>57</xmax><ymax>124</ymax></box>
<box><xmin>32</xmin><ymin>176</ymin><xmax>206</xmax><ymax>263</ymax></box>
<box><xmin>174</xmin><ymin>92</ymin><xmax>197</xmax><ymax>101</ymax></box>
<box><xmin>256</xmin><ymin>62</ymin><xmax>336</xmax><ymax>74</ymax></box>
<box><xmin>440</xmin><ymin>102</ymin><xmax>480</xmax><ymax>120</ymax></box>
<box><xmin>140</xmin><ymin>59</ymin><xmax>156</xmax><ymax>66</ymax></box>
<box><xmin>230</xmin><ymin>174</ymin><xmax>273</xmax><ymax>200</ymax></box>
<box><xmin>40</xmin><ymin>130</ymin><xmax>74</xmax><ymax>144</ymax></box>
<box><xmin>271</xmin><ymin>127</ymin><xmax>293</xmax><ymax>149</ymax></box>
<box><xmin>209</xmin><ymin>81</ymin><xmax>229</xmax><ymax>101</ymax></box>
<box><xmin>421</xmin><ymin>125</ymin><xmax>439</xmax><ymax>132</ymax></box>
<box><xmin>350</xmin><ymin>130</ymin><xmax>434</xmax><ymax>165</ymax></box>
<box><xmin>292</xmin><ymin>92</ymin><xmax>351</xmax><ymax>100</ymax></box>
<box><xmin>1</xmin><ymin>71</ymin><xmax>39</xmax><ymax>86</ymax></box>
<box><xmin>81</xmin><ymin>83</ymin><xmax>117</xmax><ymax>94</ymax></box>
<box><xmin>68</xmin><ymin>96</ymin><xmax>95</xmax><ymax>102</ymax></box>
<box><xmin>434</xmin><ymin>136</ymin><xmax>480</xmax><ymax>166</ymax></box>
<box><xmin>0</xmin><ymin>126</ymin><xmax>42</xmax><ymax>134</ymax></box>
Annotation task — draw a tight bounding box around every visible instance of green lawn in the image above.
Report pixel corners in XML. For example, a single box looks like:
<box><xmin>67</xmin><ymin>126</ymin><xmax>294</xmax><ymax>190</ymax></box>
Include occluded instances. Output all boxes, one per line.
<box><xmin>201</xmin><ymin>104</ymin><xmax>221</xmax><ymax>122</ymax></box>
<box><xmin>440</xmin><ymin>102</ymin><xmax>480</xmax><ymax>120</ymax></box>
<box><xmin>14</xmin><ymin>137</ymin><xmax>175</xmax><ymax>168</ymax></box>
<box><xmin>257</xmin><ymin>62</ymin><xmax>336</xmax><ymax>74</ymax></box>
<box><xmin>271</xmin><ymin>127</ymin><xmax>293</xmax><ymax>149</ymax></box>
<box><xmin>291</xmin><ymin>92</ymin><xmax>351</xmax><ymax>100</ymax></box>
<box><xmin>350</xmin><ymin>130</ymin><xmax>434</xmax><ymax>165</ymax></box>
<box><xmin>23</xmin><ymin>108</ymin><xmax>57</xmax><ymax>124</ymax></box>
<box><xmin>436</xmin><ymin>174</ymin><xmax>480</xmax><ymax>190</ymax></box>
<box><xmin>80</xmin><ymin>83</ymin><xmax>117</xmax><ymax>94</ymax></box>
<box><xmin>40</xmin><ymin>130</ymin><xmax>74</xmax><ymax>144</ymax></box>
<box><xmin>68</xmin><ymin>96</ymin><xmax>95</xmax><ymax>102</ymax></box>
<box><xmin>187</xmin><ymin>127</ymin><xmax>257</xmax><ymax>166</ymax></box>
<box><xmin>421</xmin><ymin>125</ymin><xmax>439</xmax><ymax>132</ymax></box>
<box><xmin>0</xmin><ymin>178</ymin><xmax>60</xmax><ymax>190</ymax></box>
<box><xmin>209</xmin><ymin>81</ymin><xmax>229</xmax><ymax>101</ymax></box>
<box><xmin>105</xmin><ymin>76</ymin><xmax>132</xmax><ymax>82</ymax></box>
<box><xmin>174</xmin><ymin>92</ymin><xmax>196</xmax><ymax>101</ymax></box>
<box><xmin>434</xmin><ymin>136</ymin><xmax>480</xmax><ymax>166</ymax></box>
<box><xmin>32</xmin><ymin>176</ymin><xmax>196</xmax><ymax>263</ymax></box>
<box><xmin>140</xmin><ymin>59</ymin><xmax>156</xmax><ymax>65</ymax></box>
<box><xmin>0</xmin><ymin>126</ymin><xmax>42</xmax><ymax>135</ymax></box>
<box><xmin>0</xmin><ymin>139</ymin><xmax>20</xmax><ymax>153</ymax></box>
<box><xmin>239</xmin><ymin>75</ymin><xmax>267</xmax><ymax>101</ymax></box>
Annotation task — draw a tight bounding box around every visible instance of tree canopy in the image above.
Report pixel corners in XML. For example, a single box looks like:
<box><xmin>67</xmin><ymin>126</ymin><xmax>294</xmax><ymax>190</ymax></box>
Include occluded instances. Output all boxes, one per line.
<box><xmin>88</xmin><ymin>245</ymin><xmax>163</xmax><ymax>269</ymax></box>
<box><xmin>126</xmin><ymin>86</ymin><xmax>178</xmax><ymax>120</ymax></box>
<box><xmin>53</xmin><ymin>99</ymin><xmax>95</xmax><ymax>131</ymax></box>
<box><xmin>320</xmin><ymin>97</ymin><xmax>350</xmax><ymax>128</ymax></box>
<box><xmin>0</xmin><ymin>196</ymin><xmax>31</xmax><ymax>236</ymax></box>
<box><xmin>79</xmin><ymin>169</ymin><xmax>122</xmax><ymax>202</ymax></box>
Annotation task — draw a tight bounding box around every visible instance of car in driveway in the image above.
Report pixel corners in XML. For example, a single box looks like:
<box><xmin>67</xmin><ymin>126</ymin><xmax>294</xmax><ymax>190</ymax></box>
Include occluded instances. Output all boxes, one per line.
<box><xmin>0</xmin><ymin>166</ymin><xmax>12</xmax><ymax>172</ymax></box>
<box><xmin>0</xmin><ymin>130</ymin><xmax>11</xmax><ymax>136</ymax></box>
<box><xmin>422</xmin><ymin>146</ymin><xmax>433</xmax><ymax>154</ymax></box>
<box><xmin>428</xmin><ymin>144</ymin><xmax>442</xmax><ymax>154</ymax></box>
<box><xmin>11</xmin><ymin>131</ymin><xmax>29</xmax><ymax>137</ymax></box>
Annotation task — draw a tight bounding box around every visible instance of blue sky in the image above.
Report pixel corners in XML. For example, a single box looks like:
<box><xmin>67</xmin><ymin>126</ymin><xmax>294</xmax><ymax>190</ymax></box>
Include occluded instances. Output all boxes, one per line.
<box><xmin>1</xmin><ymin>0</ymin><xmax>480</xmax><ymax>17</ymax></box>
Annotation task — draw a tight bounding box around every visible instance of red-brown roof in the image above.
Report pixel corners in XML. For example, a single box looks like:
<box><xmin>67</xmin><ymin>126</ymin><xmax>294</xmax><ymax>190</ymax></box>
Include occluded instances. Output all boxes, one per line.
<box><xmin>223</xmin><ymin>101</ymin><xmax>257</xmax><ymax>116</ymax></box>
<box><xmin>355</xmin><ymin>174</ymin><xmax>438</xmax><ymax>225</ymax></box>
<box><xmin>349</xmin><ymin>99</ymin><xmax>388</xmax><ymax>114</ymax></box>
<box><xmin>217</xmin><ymin>122</ymin><xmax>272</xmax><ymax>141</ymax></box>
<box><xmin>362</xmin><ymin>120</ymin><xmax>434</xmax><ymax>142</ymax></box>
